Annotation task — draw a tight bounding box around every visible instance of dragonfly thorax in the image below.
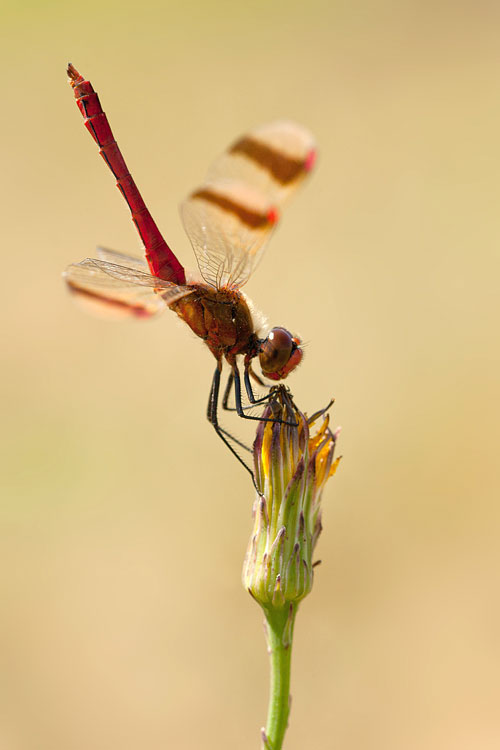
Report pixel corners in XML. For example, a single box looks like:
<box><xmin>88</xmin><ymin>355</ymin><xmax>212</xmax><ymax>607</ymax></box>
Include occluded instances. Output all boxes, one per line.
<box><xmin>172</xmin><ymin>285</ymin><xmax>257</xmax><ymax>359</ymax></box>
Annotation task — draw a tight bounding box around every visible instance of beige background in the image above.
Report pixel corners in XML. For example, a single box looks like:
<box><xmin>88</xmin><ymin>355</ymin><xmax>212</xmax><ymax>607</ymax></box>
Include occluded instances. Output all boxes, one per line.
<box><xmin>1</xmin><ymin>1</ymin><xmax>499</xmax><ymax>748</ymax></box>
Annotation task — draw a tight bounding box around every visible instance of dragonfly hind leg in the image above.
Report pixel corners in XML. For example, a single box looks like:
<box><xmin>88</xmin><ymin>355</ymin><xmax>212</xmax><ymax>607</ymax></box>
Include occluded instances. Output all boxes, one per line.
<box><xmin>207</xmin><ymin>364</ymin><xmax>257</xmax><ymax>486</ymax></box>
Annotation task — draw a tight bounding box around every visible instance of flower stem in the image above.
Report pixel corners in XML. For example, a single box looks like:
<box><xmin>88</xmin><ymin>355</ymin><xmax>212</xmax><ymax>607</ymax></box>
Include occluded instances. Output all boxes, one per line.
<box><xmin>262</xmin><ymin>604</ymin><xmax>297</xmax><ymax>750</ymax></box>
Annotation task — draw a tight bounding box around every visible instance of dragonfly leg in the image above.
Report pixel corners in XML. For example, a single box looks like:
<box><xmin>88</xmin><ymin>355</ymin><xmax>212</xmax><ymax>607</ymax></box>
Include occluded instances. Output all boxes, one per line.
<box><xmin>222</xmin><ymin>368</ymin><xmax>270</xmax><ymax>412</ymax></box>
<box><xmin>221</xmin><ymin>371</ymin><xmax>238</xmax><ymax>412</ymax></box>
<box><xmin>219</xmin><ymin>373</ymin><xmax>255</xmax><ymax>451</ymax></box>
<box><xmin>219</xmin><ymin>426</ymin><xmax>252</xmax><ymax>454</ymax></box>
<box><xmin>207</xmin><ymin>365</ymin><xmax>257</xmax><ymax>485</ymax></box>
<box><xmin>232</xmin><ymin>364</ymin><xmax>298</xmax><ymax>427</ymax></box>
<box><xmin>246</xmin><ymin>360</ymin><xmax>266</xmax><ymax>388</ymax></box>
<box><xmin>243</xmin><ymin>365</ymin><xmax>273</xmax><ymax>406</ymax></box>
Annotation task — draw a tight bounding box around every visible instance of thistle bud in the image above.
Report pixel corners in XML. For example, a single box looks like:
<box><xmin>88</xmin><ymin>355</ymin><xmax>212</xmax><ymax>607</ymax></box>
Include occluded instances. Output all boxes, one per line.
<box><xmin>243</xmin><ymin>387</ymin><xmax>340</xmax><ymax>612</ymax></box>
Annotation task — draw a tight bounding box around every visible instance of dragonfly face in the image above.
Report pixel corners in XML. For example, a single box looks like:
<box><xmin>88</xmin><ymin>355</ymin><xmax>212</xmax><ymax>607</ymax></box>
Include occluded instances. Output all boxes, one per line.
<box><xmin>258</xmin><ymin>328</ymin><xmax>303</xmax><ymax>381</ymax></box>
<box><xmin>64</xmin><ymin>64</ymin><xmax>315</xmax><ymax>480</ymax></box>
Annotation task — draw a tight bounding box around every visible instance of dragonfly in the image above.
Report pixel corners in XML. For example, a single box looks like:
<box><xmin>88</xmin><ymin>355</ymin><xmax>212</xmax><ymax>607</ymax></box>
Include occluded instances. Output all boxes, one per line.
<box><xmin>64</xmin><ymin>64</ymin><xmax>316</xmax><ymax>478</ymax></box>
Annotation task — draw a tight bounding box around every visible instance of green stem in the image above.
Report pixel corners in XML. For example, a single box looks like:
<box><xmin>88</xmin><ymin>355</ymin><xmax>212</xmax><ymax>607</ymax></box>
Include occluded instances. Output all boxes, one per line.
<box><xmin>262</xmin><ymin>604</ymin><xmax>297</xmax><ymax>750</ymax></box>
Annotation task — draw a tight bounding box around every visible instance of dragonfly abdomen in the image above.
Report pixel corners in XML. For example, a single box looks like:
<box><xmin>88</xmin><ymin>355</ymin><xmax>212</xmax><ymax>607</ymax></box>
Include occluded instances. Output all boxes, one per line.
<box><xmin>67</xmin><ymin>64</ymin><xmax>186</xmax><ymax>286</ymax></box>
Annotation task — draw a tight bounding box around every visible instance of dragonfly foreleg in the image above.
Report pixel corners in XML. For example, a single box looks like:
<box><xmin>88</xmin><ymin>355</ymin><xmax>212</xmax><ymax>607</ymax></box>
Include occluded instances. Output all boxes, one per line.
<box><xmin>232</xmin><ymin>364</ymin><xmax>298</xmax><ymax>427</ymax></box>
<box><xmin>222</xmin><ymin>368</ymin><xmax>270</xmax><ymax>412</ymax></box>
<box><xmin>243</xmin><ymin>366</ymin><xmax>273</xmax><ymax>406</ymax></box>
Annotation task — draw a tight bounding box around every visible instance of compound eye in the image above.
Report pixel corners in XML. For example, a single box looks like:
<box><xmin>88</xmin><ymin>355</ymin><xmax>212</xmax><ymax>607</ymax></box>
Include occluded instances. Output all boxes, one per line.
<box><xmin>259</xmin><ymin>327</ymin><xmax>294</xmax><ymax>374</ymax></box>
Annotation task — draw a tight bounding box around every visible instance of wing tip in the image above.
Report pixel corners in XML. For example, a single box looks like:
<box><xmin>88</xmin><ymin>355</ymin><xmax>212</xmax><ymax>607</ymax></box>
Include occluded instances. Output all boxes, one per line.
<box><xmin>267</xmin><ymin>207</ymin><xmax>279</xmax><ymax>225</ymax></box>
<box><xmin>304</xmin><ymin>148</ymin><xmax>317</xmax><ymax>173</ymax></box>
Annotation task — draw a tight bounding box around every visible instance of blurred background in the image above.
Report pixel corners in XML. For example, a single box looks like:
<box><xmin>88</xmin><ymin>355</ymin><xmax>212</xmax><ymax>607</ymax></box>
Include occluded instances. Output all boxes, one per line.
<box><xmin>1</xmin><ymin>1</ymin><xmax>499</xmax><ymax>748</ymax></box>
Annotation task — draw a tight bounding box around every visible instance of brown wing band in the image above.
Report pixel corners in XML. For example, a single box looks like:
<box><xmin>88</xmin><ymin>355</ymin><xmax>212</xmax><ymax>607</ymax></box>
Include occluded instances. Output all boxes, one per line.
<box><xmin>229</xmin><ymin>136</ymin><xmax>306</xmax><ymax>184</ymax></box>
<box><xmin>66</xmin><ymin>281</ymin><xmax>152</xmax><ymax>318</ymax></box>
<box><xmin>191</xmin><ymin>188</ymin><xmax>272</xmax><ymax>228</ymax></box>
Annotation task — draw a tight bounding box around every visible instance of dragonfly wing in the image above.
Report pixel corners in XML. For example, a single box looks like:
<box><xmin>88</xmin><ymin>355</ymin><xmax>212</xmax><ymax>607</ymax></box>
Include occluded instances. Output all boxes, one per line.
<box><xmin>180</xmin><ymin>121</ymin><xmax>315</xmax><ymax>290</ymax></box>
<box><xmin>180</xmin><ymin>178</ymin><xmax>278</xmax><ymax>290</ymax></box>
<box><xmin>207</xmin><ymin>121</ymin><xmax>316</xmax><ymax>206</ymax></box>
<box><xmin>64</xmin><ymin>257</ymin><xmax>192</xmax><ymax>319</ymax></box>
<box><xmin>94</xmin><ymin>251</ymin><xmax>192</xmax><ymax>307</ymax></box>
<box><xmin>95</xmin><ymin>246</ymin><xmax>151</xmax><ymax>271</ymax></box>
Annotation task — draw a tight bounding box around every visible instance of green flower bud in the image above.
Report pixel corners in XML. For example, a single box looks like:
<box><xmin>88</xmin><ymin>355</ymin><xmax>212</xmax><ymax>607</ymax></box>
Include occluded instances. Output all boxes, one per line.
<box><xmin>243</xmin><ymin>387</ymin><xmax>340</xmax><ymax>612</ymax></box>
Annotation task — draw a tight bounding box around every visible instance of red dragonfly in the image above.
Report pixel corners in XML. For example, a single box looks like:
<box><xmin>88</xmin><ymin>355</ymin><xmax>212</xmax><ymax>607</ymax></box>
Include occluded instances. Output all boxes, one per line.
<box><xmin>64</xmin><ymin>64</ymin><xmax>316</xmax><ymax>477</ymax></box>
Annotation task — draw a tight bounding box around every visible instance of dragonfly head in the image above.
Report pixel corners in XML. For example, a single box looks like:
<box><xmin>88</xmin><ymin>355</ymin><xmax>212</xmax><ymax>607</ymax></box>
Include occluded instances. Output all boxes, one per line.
<box><xmin>258</xmin><ymin>327</ymin><xmax>303</xmax><ymax>381</ymax></box>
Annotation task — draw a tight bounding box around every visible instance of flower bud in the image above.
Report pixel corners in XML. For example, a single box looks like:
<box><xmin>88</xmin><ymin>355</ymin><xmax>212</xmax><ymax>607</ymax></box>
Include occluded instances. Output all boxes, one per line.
<box><xmin>243</xmin><ymin>387</ymin><xmax>340</xmax><ymax>611</ymax></box>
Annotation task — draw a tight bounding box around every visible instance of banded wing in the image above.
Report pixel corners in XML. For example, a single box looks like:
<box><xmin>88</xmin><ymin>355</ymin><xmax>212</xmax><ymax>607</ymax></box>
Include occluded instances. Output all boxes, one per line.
<box><xmin>180</xmin><ymin>179</ymin><xmax>278</xmax><ymax>290</ymax></box>
<box><xmin>209</xmin><ymin>120</ymin><xmax>316</xmax><ymax>204</ymax></box>
<box><xmin>180</xmin><ymin>121</ymin><xmax>315</xmax><ymax>291</ymax></box>
<box><xmin>64</xmin><ymin>248</ymin><xmax>192</xmax><ymax>319</ymax></box>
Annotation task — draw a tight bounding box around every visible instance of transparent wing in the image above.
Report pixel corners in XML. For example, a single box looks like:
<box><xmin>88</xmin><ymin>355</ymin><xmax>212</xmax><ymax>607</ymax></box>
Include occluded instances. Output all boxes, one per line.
<box><xmin>95</xmin><ymin>246</ymin><xmax>151</xmax><ymax>271</ymax></box>
<box><xmin>180</xmin><ymin>179</ymin><xmax>278</xmax><ymax>290</ymax></box>
<box><xmin>64</xmin><ymin>256</ymin><xmax>192</xmax><ymax>319</ymax></box>
<box><xmin>207</xmin><ymin>120</ymin><xmax>316</xmax><ymax>206</ymax></box>
<box><xmin>180</xmin><ymin>121</ymin><xmax>316</xmax><ymax>290</ymax></box>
